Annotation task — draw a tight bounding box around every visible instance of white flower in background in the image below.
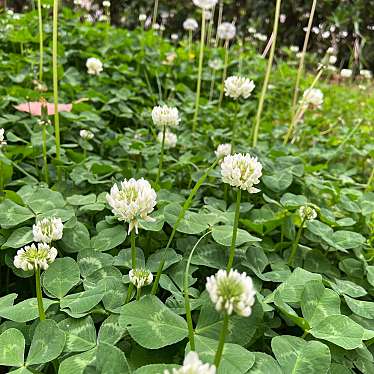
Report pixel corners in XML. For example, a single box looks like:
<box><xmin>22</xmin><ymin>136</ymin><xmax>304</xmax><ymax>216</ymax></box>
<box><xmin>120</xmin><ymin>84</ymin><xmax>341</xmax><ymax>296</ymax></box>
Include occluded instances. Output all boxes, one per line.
<box><xmin>360</xmin><ymin>69</ymin><xmax>372</xmax><ymax>79</ymax></box>
<box><xmin>192</xmin><ymin>0</ymin><xmax>217</xmax><ymax>10</ymax></box>
<box><xmin>80</xmin><ymin>129</ymin><xmax>94</xmax><ymax>140</ymax></box>
<box><xmin>157</xmin><ymin>131</ymin><xmax>177</xmax><ymax>148</ymax></box>
<box><xmin>86</xmin><ymin>57</ymin><xmax>103</xmax><ymax>75</ymax></box>
<box><xmin>215</xmin><ymin>143</ymin><xmax>231</xmax><ymax>159</ymax></box>
<box><xmin>290</xmin><ymin>45</ymin><xmax>299</xmax><ymax>53</ymax></box>
<box><xmin>220</xmin><ymin>153</ymin><xmax>262</xmax><ymax>193</ymax></box>
<box><xmin>299</xmin><ymin>206</ymin><xmax>317</xmax><ymax>221</ymax></box>
<box><xmin>341</xmin><ymin>69</ymin><xmax>352</xmax><ymax>78</ymax></box>
<box><xmin>217</xmin><ymin>22</ymin><xmax>236</xmax><ymax>40</ymax></box>
<box><xmin>171</xmin><ymin>33</ymin><xmax>179</xmax><ymax>41</ymax></box>
<box><xmin>183</xmin><ymin>18</ymin><xmax>198</xmax><ymax>31</ymax></box>
<box><xmin>139</xmin><ymin>14</ymin><xmax>147</xmax><ymax>22</ymax></box>
<box><xmin>329</xmin><ymin>55</ymin><xmax>337</xmax><ymax>65</ymax></box>
<box><xmin>206</xmin><ymin>269</ymin><xmax>256</xmax><ymax>317</ymax></box>
<box><xmin>208</xmin><ymin>58</ymin><xmax>223</xmax><ymax>70</ymax></box>
<box><xmin>204</xmin><ymin>10</ymin><xmax>213</xmax><ymax>20</ymax></box>
<box><xmin>253</xmin><ymin>33</ymin><xmax>267</xmax><ymax>41</ymax></box>
<box><xmin>327</xmin><ymin>47</ymin><xmax>334</xmax><ymax>54</ymax></box>
<box><xmin>152</xmin><ymin>23</ymin><xmax>160</xmax><ymax>30</ymax></box>
<box><xmin>327</xmin><ymin>65</ymin><xmax>337</xmax><ymax>72</ymax></box>
<box><xmin>129</xmin><ymin>268</ymin><xmax>153</xmax><ymax>288</ymax></box>
<box><xmin>163</xmin><ymin>52</ymin><xmax>177</xmax><ymax>65</ymax></box>
<box><xmin>248</xmin><ymin>27</ymin><xmax>256</xmax><ymax>34</ymax></box>
<box><xmin>312</xmin><ymin>26</ymin><xmax>319</xmax><ymax>34</ymax></box>
<box><xmin>279</xmin><ymin>14</ymin><xmax>286</xmax><ymax>23</ymax></box>
<box><xmin>106</xmin><ymin>178</ymin><xmax>157</xmax><ymax>234</ymax></box>
<box><xmin>152</xmin><ymin>105</ymin><xmax>180</xmax><ymax>128</ymax></box>
<box><xmin>302</xmin><ymin>88</ymin><xmax>324</xmax><ymax>109</ymax></box>
<box><xmin>102</xmin><ymin>0</ymin><xmax>110</xmax><ymax>7</ymax></box>
<box><xmin>99</xmin><ymin>14</ymin><xmax>109</xmax><ymax>22</ymax></box>
<box><xmin>0</xmin><ymin>128</ymin><xmax>7</xmax><ymax>148</ymax></box>
<box><xmin>224</xmin><ymin>76</ymin><xmax>255</xmax><ymax>100</ymax></box>
<box><xmin>322</xmin><ymin>31</ymin><xmax>330</xmax><ymax>39</ymax></box>
<box><xmin>164</xmin><ymin>351</ymin><xmax>216</xmax><ymax>374</ymax></box>
<box><xmin>160</xmin><ymin>24</ymin><xmax>166</xmax><ymax>32</ymax></box>
<box><xmin>14</xmin><ymin>243</ymin><xmax>58</xmax><ymax>271</ymax></box>
<box><xmin>74</xmin><ymin>0</ymin><xmax>82</xmax><ymax>5</ymax></box>
<box><xmin>33</xmin><ymin>217</ymin><xmax>64</xmax><ymax>244</ymax></box>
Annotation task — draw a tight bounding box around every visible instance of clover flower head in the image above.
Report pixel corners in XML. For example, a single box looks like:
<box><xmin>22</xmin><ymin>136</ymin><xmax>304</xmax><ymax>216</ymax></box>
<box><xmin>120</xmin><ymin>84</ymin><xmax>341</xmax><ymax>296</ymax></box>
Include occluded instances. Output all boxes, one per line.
<box><xmin>129</xmin><ymin>268</ymin><xmax>153</xmax><ymax>288</ymax></box>
<box><xmin>340</xmin><ymin>69</ymin><xmax>352</xmax><ymax>78</ymax></box>
<box><xmin>183</xmin><ymin>18</ymin><xmax>198</xmax><ymax>31</ymax></box>
<box><xmin>80</xmin><ymin>129</ymin><xmax>94</xmax><ymax>140</ymax></box>
<box><xmin>254</xmin><ymin>32</ymin><xmax>267</xmax><ymax>41</ymax></box>
<box><xmin>327</xmin><ymin>47</ymin><xmax>334</xmax><ymax>54</ymax></box>
<box><xmin>171</xmin><ymin>33</ymin><xmax>179</xmax><ymax>41</ymax></box>
<box><xmin>86</xmin><ymin>57</ymin><xmax>103</xmax><ymax>75</ymax></box>
<box><xmin>360</xmin><ymin>69</ymin><xmax>372</xmax><ymax>79</ymax></box>
<box><xmin>206</xmin><ymin>269</ymin><xmax>256</xmax><ymax>317</ymax></box>
<box><xmin>248</xmin><ymin>27</ymin><xmax>256</xmax><ymax>34</ymax></box>
<box><xmin>152</xmin><ymin>105</ymin><xmax>180</xmax><ymax>129</ymax></box>
<box><xmin>224</xmin><ymin>76</ymin><xmax>255</xmax><ymax>99</ymax></box>
<box><xmin>164</xmin><ymin>351</ymin><xmax>216</xmax><ymax>374</ymax></box>
<box><xmin>329</xmin><ymin>55</ymin><xmax>337</xmax><ymax>65</ymax></box>
<box><xmin>215</xmin><ymin>143</ymin><xmax>231</xmax><ymax>159</ymax></box>
<box><xmin>192</xmin><ymin>0</ymin><xmax>218</xmax><ymax>10</ymax></box>
<box><xmin>221</xmin><ymin>153</ymin><xmax>262</xmax><ymax>193</ymax></box>
<box><xmin>0</xmin><ymin>128</ymin><xmax>7</xmax><ymax>148</ymax></box>
<box><xmin>14</xmin><ymin>243</ymin><xmax>58</xmax><ymax>271</ymax></box>
<box><xmin>208</xmin><ymin>58</ymin><xmax>223</xmax><ymax>71</ymax></box>
<box><xmin>102</xmin><ymin>1</ymin><xmax>110</xmax><ymax>7</ymax></box>
<box><xmin>106</xmin><ymin>178</ymin><xmax>157</xmax><ymax>234</ymax></box>
<box><xmin>158</xmin><ymin>131</ymin><xmax>177</xmax><ymax>148</ymax></box>
<box><xmin>299</xmin><ymin>206</ymin><xmax>317</xmax><ymax>221</ymax></box>
<box><xmin>217</xmin><ymin>22</ymin><xmax>236</xmax><ymax>40</ymax></box>
<box><xmin>204</xmin><ymin>10</ymin><xmax>213</xmax><ymax>20</ymax></box>
<box><xmin>33</xmin><ymin>217</ymin><xmax>64</xmax><ymax>244</ymax></box>
<box><xmin>139</xmin><ymin>14</ymin><xmax>147</xmax><ymax>22</ymax></box>
<box><xmin>290</xmin><ymin>45</ymin><xmax>299</xmax><ymax>53</ymax></box>
<box><xmin>302</xmin><ymin>88</ymin><xmax>323</xmax><ymax>109</ymax></box>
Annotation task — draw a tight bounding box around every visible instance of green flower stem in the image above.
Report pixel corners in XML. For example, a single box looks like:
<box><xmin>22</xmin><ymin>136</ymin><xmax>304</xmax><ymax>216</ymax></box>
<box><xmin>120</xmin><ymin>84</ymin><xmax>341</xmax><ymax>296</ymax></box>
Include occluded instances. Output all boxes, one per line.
<box><xmin>151</xmin><ymin>158</ymin><xmax>218</xmax><ymax>295</ymax></box>
<box><xmin>218</xmin><ymin>40</ymin><xmax>229</xmax><ymax>108</ymax></box>
<box><xmin>288</xmin><ymin>218</ymin><xmax>306</xmax><ymax>266</ymax></box>
<box><xmin>136</xmin><ymin>287</ymin><xmax>141</xmax><ymax>301</ymax></box>
<box><xmin>206</xmin><ymin>4</ymin><xmax>216</xmax><ymax>47</ymax></box>
<box><xmin>226</xmin><ymin>188</ymin><xmax>241</xmax><ymax>271</ymax></box>
<box><xmin>35</xmin><ymin>266</ymin><xmax>46</xmax><ymax>321</ymax></box>
<box><xmin>192</xmin><ymin>10</ymin><xmax>206</xmax><ymax>133</ymax></box>
<box><xmin>230</xmin><ymin>102</ymin><xmax>240</xmax><ymax>153</ymax></box>
<box><xmin>291</xmin><ymin>0</ymin><xmax>317</xmax><ymax>115</ymax></box>
<box><xmin>209</xmin><ymin>69</ymin><xmax>216</xmax><ymax>101</ymax></box>
<box><xmin>214</xmin><ymin>0</ymin><xmax>224</xmax><ymax>47</ymax></box>
<box><xmin>42</xmin><ymin>126</ymin><xmax>49</xmax><ymax>185</ymax></box>
<box><xmin>125</xmin><ymin>283</ymin><xmax>134</xmax><ymax>304</ymax></box>
<box><xmin>152</xmin><ymin>0</ymin><xmax>159</xmax><ymax>27</ymax></box>
<box><xmin>37</xmin><ymin>0</ymin><xmax>43</xmax><ymax>82</ymax></box>
<box><xmin>188</xmin><ymin>30</ymin><xmax>193</xmax><ymax>57</ymax></box>
<box><xmin>185</xmin><ymin>230</ymin><xmax>212</xmax><ymax>351</ymax></box>
<box><xmin>52</xmin><ymin>0</ymin><xmax>60</xmax><ymax>162</ymax></box>
<box><xmin>214</xmin><ymin>312</ymin><xmax>229</xmax><ymax>367</ymax></box>
<box><xmin>156</xmin><ymin>125</ymin><xmax>166</xmax><ymax>187</ymax></box>
<box><xmin>130</xmin><ymin>229</ymin><xmax>136</xmax><ymax>269</ymax></box>
<box><xmin>252</xmin><ymin>0</ymin><xmax>282</xmax><ymax>147</ymax></box>
<box><xmin>366</xmin><ymin>166</ymin><xmax>374</xmax><ymax>192</ymax></box>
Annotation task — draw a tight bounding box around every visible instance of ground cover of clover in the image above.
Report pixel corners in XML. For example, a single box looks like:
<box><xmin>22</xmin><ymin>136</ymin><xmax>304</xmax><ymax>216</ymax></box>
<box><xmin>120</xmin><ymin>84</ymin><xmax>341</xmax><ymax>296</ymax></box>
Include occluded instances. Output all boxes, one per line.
<box><xmin>0</xmin><ymin>1</ymin><xmax>373</xmax><ymax>374</ymax></box>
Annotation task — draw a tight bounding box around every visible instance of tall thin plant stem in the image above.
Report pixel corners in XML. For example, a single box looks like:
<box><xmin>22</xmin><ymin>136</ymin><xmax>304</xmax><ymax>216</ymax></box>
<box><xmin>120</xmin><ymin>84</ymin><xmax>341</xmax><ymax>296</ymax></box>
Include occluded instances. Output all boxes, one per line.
<box><xmin>214</xmin><ymin>0</ymin><xmax>224</xmax><ymax>47</ymax></box>
<box><xmin>188</xmin><ymin>30</ymin><xmax>193</xmax><ymax>58</ymax></box>
<box><xmin>125</xmin><ymin>229</ymin><xmax>137</xmax><ymax>304</ymax></box>
<box><xmin>151</xmin><ymin>159</ymin><xmax>218</xmax><ymax>295</ymax></box>
<box><xmin>35</xmin><ymin>266</ymin><xmax>46</xmax><ymax>320</ymax></box>
<box><xmin>252</xmin><ymin>0</ymin><xmax>282</xmax><ymax>147</ymax></box>
<box><xmin>156</xmin><ymin>126</ymin><xmax>166</xmax><ymax>186</ymax></box>
<box><xmin>291</xmin><ymin>0</ymin><xmax>317</xmax><ymax>115</ymax></box>
<box><xmin>226</xmin><ymin>189</ymin><xmax>241</xmax><ymax>271</ymax></box>
<box><xmin>218</xmin><ymin>40</ymin><xmax>229</xmax><ymax>108</ymax></box>
<box><xmin>152</xmin><ymin>0</ymin><xmax>159</xmax><ymax>27</ymax></box>
<box><xmin>42</xmin><ymin>126</ymin><xmax>49</xmax><ymax>184</ymax></box>
<box><xmin>206</xmin><ymin>4</ymin><xmax>216</xmax><ymax>47</ymax></box>
<box><xmin>214</xmin><ymin>313</ymin><xmax>229</xmax><ymax>367</ymax></box>
<box><xmin>37</xmin><ymin>0</ymin><xmax>43</xmax><ymax>82</ymax></box>
<box><xmin>288</xmin><ymin>218</ymin><xmax>306</xmax><ymax>266</ymax></box>
<box><xmin>192</xmin><ymin>10</ymin><xmax>206</xmax><ymax>133</ymax></box>
<box><xmin>230</xmin><ymin>102</ymin><xmax>240</xmax><ymax>152</ymax></box>
<box><xmin>52</xmin><ymin>0</ymin><xmax>60</xmax><ymax>161</ymax></box>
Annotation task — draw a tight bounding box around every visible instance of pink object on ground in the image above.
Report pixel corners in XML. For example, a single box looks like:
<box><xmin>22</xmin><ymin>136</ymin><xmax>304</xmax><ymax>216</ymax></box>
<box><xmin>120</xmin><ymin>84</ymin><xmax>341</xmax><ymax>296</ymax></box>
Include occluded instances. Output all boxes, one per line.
<box><xmin>14</xmin><ymin>102</ymin><xmax>73</xmax><ymax>116</ymax></box>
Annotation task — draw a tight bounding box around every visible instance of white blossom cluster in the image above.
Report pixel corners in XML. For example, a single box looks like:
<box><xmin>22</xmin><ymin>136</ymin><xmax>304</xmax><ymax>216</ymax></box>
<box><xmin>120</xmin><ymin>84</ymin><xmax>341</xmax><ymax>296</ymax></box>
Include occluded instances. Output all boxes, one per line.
<box><xmin>220</xmin><ymin>153</ymin><xmax>262</xmax><ymax>193</ymax></box>
<box><xmin>152</xmin><ymin>106</ymin><xmax>180</xmax><ymax>129</ymax></box>
<box><xmin>129</xmin><ymin>268</ymin><xmax>153</xmax><ymax>288</ymax></box>
<box><xmin>217</xmin><ymin>22</ymin><xmax>236</xmax><ymax>40</ymax></box>
<box><xmin>183</xmin><ymin>18</ymin><xmax>198</xmax><ymax>31</ymax></box>
<box><xmin>164</xmin><ymin>351</ymin><xmax>216</xmax><ymax>374</ymax></box>
<box><xmin>302</xmin><ymin>88</ymin><xmax>324</xmax><ymax>109</ymax></box>
<box><xmin>158</xmin><ymin>131</ymin><xmax>177</xmax><ymax>148</ymax></box>
<box><xmin>341</xmin><ymin>69</ymin><xmax>352</xmax><ymax>78</ymax></box>
<box><xmin>224</xmin><ymin>76</ymin><xmax>255</xmax><ymax>99</ymax></box>
<box><xmin>206</xmin><ymin>269</ymin><xmax>256</xmax><ymax>317</ymax></box>
<box><xmin>33</xmin><ymin>217</ymin><xmax>64</xmax><ymax>244</ymax></box>
<box><xmin>192</xmin><ymin>0</ymin><xmax>218</xmax><ymax>10</ymax></box>
<box><xmin>106</xmin><ymin>178</ymin><xmax>157</xmax><ymax>234</ymax></box>
<box><xmin>299</xmin><ymin>206</ymin><xmax>317</xmax><ymax>221</ymax></box>
<box><xmin>80</xmin><ymin>129</ymin><xmax>94</xmax><ymax>140</ymax></box>
<box><xmin>215</xmin><ymin>143</ymin><xmax>231</xmax><ymax>159</ymax></box>
<box><xmin>86</xmin><ymin>57</ymin><xmax>103</xmax><ymax>75</ymax></box>
<box><xmin>102</xmin><ymin>1</ymin><xmax>110</xmax><ymax>7</ymax></box>
<box><xmin>0</xmin><ymin>128</ymin><xmax>6</xmax><ymax>148</ymax></box>
<box><xmin>14</xmin><ymin>243</ymin><xmax>58</xmax><ymax>271</ymax></box>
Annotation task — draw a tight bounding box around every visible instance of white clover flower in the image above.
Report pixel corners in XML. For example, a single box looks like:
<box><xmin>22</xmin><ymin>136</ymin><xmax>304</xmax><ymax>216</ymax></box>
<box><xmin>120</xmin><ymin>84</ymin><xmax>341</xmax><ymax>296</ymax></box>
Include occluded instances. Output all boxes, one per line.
<box><xmin>340</xmin><ymin>69</ymin><xmax>352</xmax><ymax>78</ymax></box>
<box><xmin>302</xmin><ymin>88</ymin><xmax>324</xmax><ymax>109</ymax></box>
<box><xmin>327</xmin><ymin>47</ymin><xmax>334</xmax><ymax>54</ymax></box>
<box><xmin>248</xmin><ymin>27</ymin><xmax>256</xmax><ymax>34</ymax></box>
<box><xmin>74</xmin><ymin>0</ymin><xmax>82</xmax><ymax>5</ymax></box>
<box><xmin>215</xmin><ymin>143</ymin><xmax>231</xmax><ymax>159</ymax></box>
<box><xmin>171</xmin><ymin>33</ymin><xmax>179</xmax><ymax>41</ymax></box>
<box><xmin>192</xmin><ymin>0</ymin><xmax>218</xmax><ymax>10</ymax></box>
<box><xmin>329</xmin><ymin>55</ymin><xmax>337</xmax><ymax>65</ymax></box>
<box><xmin>206</xmin><ymin>269</ymin><xmax>256</xmax><ymax>317</ymax></box>
<box><xmin>80</xmin><ymin>129</ymin><xmax>94</xmax><ymax>140</ymax></box>
<box><xmin>139</xmin><ymin>14</ymin><xmax>147</xmax><ymax>22</ymax></box>
<box><xmin>106</xmin><ymin>178</ymin><xmax>157</xmax><ymax>234</ymax></box>
<box><xmin>183</xmin><ymin>18</ymin><xmax>198</xmax><ymax>31</ymax></box>
<box><xmin>164</xmin><ymin>351</ymin><xmax>216</xmax><ymax>374</ymax></box>
<box><xmin>33</xmin><ymin>217</ymin><xmax>64</xmax><ymax>244</ymax></box>
<box><xmin>217</xmin><ymin>22</ymin><xmax>236</xmax><ymax>41</ymax></box>
<box><xmin>290</xmin><ymin>45</ymin><xmax>299</xmax><ymax>53</ymax></box>
<box><xmin>157</xmin><ymin>131</ymin><xmax>177</xmax><ymax>148</ymax></box>
<box><xmin>279</xmin><ymin>14</ymin><xmax>286</xmax><ymax>23</ymax></box>
<box><xmin>152</xmin><ymin>105</ymin><xmax>180</xmax><ymax>129</ymax></box>
<box><xmin>220</xmin><ymin>153</ymin><xmax>262</xmax><ymax>193</ymax></box>
<box><xmin>86</xmin><ymin>57</ymin><xmax>103</xmax><ymax>75</ymax></box>
<box><xmin>322</xmin><ymin>31</ymin><xmax>330</xmax><ymax>39</ymax></box>
<box><xmin>299</xmin><ymin>206</ymin><xmax>317</xmax><ymax>221</ymax></box>
<box><xmin>102</xmin><ymin>0</ymin><xmax>110</xmax><ymax>7</ymax></box>
<box><xmin>204</xmin><ymin>10</ymin><xmax>212</xmax><ymax>20</ymax></box>
<box><xmin>129</xmin><ymin>268</ymin><xmax>153</xmax><ymax>288</ymax></box>
<box><xmin>360</xmin><ymin>69</ymin><xmax>372</xmax><ymax>79</ymax></box>
<box><xmin>224</xmin><ymin>76</ymin><xmax>255</xmax><ymax>100</ymax></box>
<box><xmin>152</xmin><ymin>23</ymin><xmax>160</xmax><ymax>30</ymax></box>
<box><xmin>0</xmin><ymin>128</ymin><xmax>7</xmax><ymax>148</ymax></box>
<box><xmin>208</xmin><ymin>58</ymin><xmax>223</xmax><ymax>70</ymax></box>
<box><xmin>14</xmin><ymin>243</ymin><xmax>58</xmax><ymax>271</ymax></box>
<box><xmin>254</xmin><ymin>32</ymin><xmax>267</xmax><ymax>41</ymax></box>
